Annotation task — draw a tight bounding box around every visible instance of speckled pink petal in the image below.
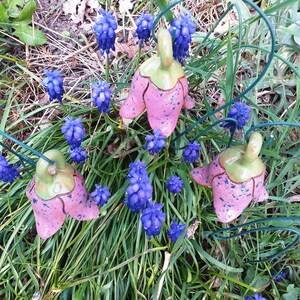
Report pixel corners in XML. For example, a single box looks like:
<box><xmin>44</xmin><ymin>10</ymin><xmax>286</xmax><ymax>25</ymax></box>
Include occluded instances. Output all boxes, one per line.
<box><xmin>119</xmin><ymin>70</ymin><xmax>148</xmax><ymax>119</ymax></box>
<box><xmin>26</xmin><ymin>179</ymin><xmax>66</xmax><ymax>240</ymax></box>
<box><xmin>179</xmin><ymin>77</ymin><xmax>194</xmax><ymax>109</ymax></box>
<box><xmin>212</xmin><ymin>174</ymin><xmax>254</xmax><ymax>223</ymax></box>
<box><xmin>253</xmin><ymin>168</ymin><xmax>269</xmax><ymax>202</ymax></box>
<box><xmin>144</xmin><ymin>81</ymin><xmax>183</xmax><ymax>137</ymax></box>
<box><xmin>62</xmin><ymin>172</ymin><xmax>99</xmax><ymax>220</ymax></box>
<box><xmin>190</xmin><ymin>154</ymin><xmax>225</xmax><ymax>186</ymax></box>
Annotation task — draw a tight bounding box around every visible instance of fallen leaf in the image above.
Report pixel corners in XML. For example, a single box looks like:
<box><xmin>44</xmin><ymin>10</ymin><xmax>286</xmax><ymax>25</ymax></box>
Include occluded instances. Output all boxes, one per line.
<box><xmin>119</xmin><ymin>0</ymin><xmax>133</xmax><ymax>15</ymax></box>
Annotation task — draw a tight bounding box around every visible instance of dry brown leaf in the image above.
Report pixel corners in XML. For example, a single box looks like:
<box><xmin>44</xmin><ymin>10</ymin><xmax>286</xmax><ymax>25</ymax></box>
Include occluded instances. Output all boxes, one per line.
<box><xmin>63</xmin><ymin>0</ymin><xmax>99</xmax><ymax>24</ymax></box>
<box><xmin>112</xmin><ymin>41</ymin><xmax>140</xmax><ymax>59</ymax></box>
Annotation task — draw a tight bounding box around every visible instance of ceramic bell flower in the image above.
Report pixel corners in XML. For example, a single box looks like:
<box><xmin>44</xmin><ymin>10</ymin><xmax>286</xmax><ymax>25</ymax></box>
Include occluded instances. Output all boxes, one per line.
<box><xmin>119</xmin><ymin>29</ymin><xmax>194</xmax><ymax>137</ymax></box>
<box><xmin>26</xmin><ymin>149</ymin><xmax>99</xmax><ymax>239</ymax></box>
<box><xmin>190</xmin><ymin>132</ymin><xmax>269</xmax><ymax>223</ymax></box>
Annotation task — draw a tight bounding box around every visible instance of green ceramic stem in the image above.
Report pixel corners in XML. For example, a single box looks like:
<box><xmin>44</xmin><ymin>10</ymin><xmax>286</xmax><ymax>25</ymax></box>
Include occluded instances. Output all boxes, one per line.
<box><xmin>157</xmin><ymin>30</ymin><xmax>173</xmax><ymax>69</ymax></box>
<box><xmin>240</xmin><ymin>131</ymin><xmax>263</xmax><ymax>165</ymax></box>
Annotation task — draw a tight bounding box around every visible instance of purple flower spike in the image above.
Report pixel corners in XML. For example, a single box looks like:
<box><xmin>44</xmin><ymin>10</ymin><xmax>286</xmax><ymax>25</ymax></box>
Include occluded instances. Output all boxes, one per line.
<box><xmin>182</xmin><ymin>141</ymin><xmax>202</xmax><ymax>164</ymax></box>
<box><xmin>91</xmin><ymin>184</ymin><xmax>111</xmax><ymax>206</ymax></box>
<box><xmin>245</xmin><ymin>293</ymin><xmax>266</xmax><ymax>300</ymax></box>
<box><xmin>61</xmin><ymin>117</ymin><xmax>86</xmax><ymax>148</ymax></box>
<box><xmin>91</xmin><ymin>80</ymin><xmax>112</xmax><ymax>113</ymax></box>
<box><xmin>124</xmin><ymin>160</ymin><xmax>153</xmax><ymax>213</ymax></box>
<box><xmin>144</xmin><ymin>129</ymin><xmax>166</xmax><ymax>155</ymax></box>
<box><xmin>141</xmin><ymin>201</ymin><xmax>165</xmax><ymax>238</ymax></box>
<box><xmin>166</xmin><ymin>175</ymin><xmax>183</xmax><ymax>194</ymax></box>
<box><xmin>69</xmin><ymin>146</ymin><xmax>87</xmax><ymax>164</ymax></box>
<box><xmin>0</xmin><ymin>155</ymin><xmax>21</xmax><ymax>184</ymax></box>
<box><xmin>134</xmin><ymin>12</ymin><xmax>153</xmax><ymax>45</ymax></box>
<box><xmin>221</xmin><ymin>100</ymin><xmax>252</xmax><ymax>133</ymax></box>
<box><xmin>42</xmin><ymin>70</ymin><xmax>64</xmax><ymax>102</ymax></box>
<box><xmin>168</xmin><ymin>12</ymin><xmax>196</xmax><ymax>64</ymax></box>
<box><xmin>168</xmin><ymin>221</ymin><xmax>186</xmax><ymax>243</ymax></box>
<box><xmin>93</xmin><ymin>9</ymin><xmax>117</xmax><ymax>55</ymax></box>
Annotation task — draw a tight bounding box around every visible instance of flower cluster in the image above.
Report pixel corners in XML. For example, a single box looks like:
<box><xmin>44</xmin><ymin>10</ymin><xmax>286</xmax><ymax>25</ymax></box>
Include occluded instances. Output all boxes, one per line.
<box><xmin>0</xmin><ymin>155</ymin><xmax>21</xmax><ymax>184</ymax></box>
<box><xmin>61</xmin><ymin>117</ymin><xmax>87</xmax><ymax>163</ymax></box>
<box><xmin>91</xmin><ymin>184</ymin><xmax>111</xmax><ymax>206</ymax></box>
<box><xmin>141</xmin><ymin>202</ymin><xmax>166</xmax><ymax>238</ymax></box>
<box><xmin>42</xmin><ymin>70</ymin><xmax>64</xmax><ymax>102</ymax></box>
<box><xmin>182</xmin><ymin>141</ymin><xmax>202</xmax><ymax>164</ymax></box>
<box><xmin>272</xmin><ymin>271</ymin><xmax>287</xmax><ymax>282</ymax></box>
<box><xmin>168</xmin><ymin>221</ymin><xmax>186</xmax><ymax>243</ymax></box>
<box><xmin>93</xmin><ymin>9</ymin><xmax>117</xmax><ymax>55</ymax></box>
<box><xmin>91</xmin><ymin>80</ymin><xmax>112</xmax><ymax>113</ymax></box>
<box><xmin>245</xmin><ymin>293</ymin><xmax>266</xmax><ymax>300</ymax></box>
<box><xmin>166</xmin><ymin>175</ymin><xmax>183</xmax><ymax>194</ymax></box>
<box><xmin>134</xmin><ymin>12</ymin><xmax>153</xmax><ymax>45</ymax></box>
<box><xmin>144</xmin><ymin>129</ymin><xmax>166</xmax><ymax>155</ymax></box>
<box><xmin>221</xmin><ymin>100</ymin><xmax>252</xmax><ymax>133</ymax></box>
<box><xmin>168</xmin><ymin>12</ymin><xmax>196</xmax><ymax>64</ymax></box>
<box><xmin>124</xmin><ymin>160</ymin><xmax>153</xmax><ymax>212</ymax></box>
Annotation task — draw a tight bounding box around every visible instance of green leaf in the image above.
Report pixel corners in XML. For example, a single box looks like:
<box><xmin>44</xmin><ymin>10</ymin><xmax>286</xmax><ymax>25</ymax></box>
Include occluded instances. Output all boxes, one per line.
<box><xmin>19</xmin><ymin>0</ymin><xmax>36</xmax><ymax>22</ymax></box>
<box><xmin>283</xmin><ymin>284</ymin><xmax>300</xmax><ymax>300</ymax></box>
<box><xmin>0</xmin><ymin>3</ymin><xmax>9</xmax><ymax>30</ymax></box>
<box><xmin>6</xmin><ymin>0</ymin><xmax>25</xmax><ymax>19</ymax></box>
<box><xmin>156</xmin><ymin>0</ymin><xmax>173</xmax><ymax>24</ymax></box>
<box><xmin>13</xmin><ymin>24</ymin><xmax>46</xmax><ymax>45</ymax></box>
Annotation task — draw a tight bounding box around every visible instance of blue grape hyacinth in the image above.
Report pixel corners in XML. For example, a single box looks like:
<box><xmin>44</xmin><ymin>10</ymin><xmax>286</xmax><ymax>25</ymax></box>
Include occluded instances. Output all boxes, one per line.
<box><xmin>182</xmin><ymin>141</ymin><xmax>202</xmax><ymax>164</ymax></box>
<box><xmin>272</xmin><ymin>271</ymin><xmax>287</xmax><ymax>282</ymax></box>
<box><xmin>144</xmin><ymin>129</ymin><xmax>166</xmax><ymax>155</ymax></box>
<box><xmin>168</xmin><ymin>221</ymin><xmax>186</xmax><ymax>243</ymax></box>
<box><xmin>93</xmin><ymin>9</ymin><xmax>117</xmax><ymax>55</ymax></box>
<box><xmin>61</xmin><ymin>117</ymin><xmax>85</xmax><ymax>148</ymax></box>
<box><xmin>245</xmin><ymin>293</ymin><xmax>266</xmax><ymax>300</ymax></box>
<box><xmin>42</xmin><ymin>70</ymin><xmax>64</xmax><ymax>102</ymax></box>
<box><xmin>134</xmin><ymin>12</ymin><xmax>153</xmax><ymax>45</ymax></box>
<box><xmin>91</xmin><ymin>184</ymin><xmax>111</xmax><ymax>206</ymax></box>
<box><xmin>141</xmin><ymin>202</ymin><xmax>166</xmax><ymax>238</ymax></box>
<box><xmin>166</xmin><ymin>175</ymin><xmax>183</xmax><ymax>194</ymax></box>
<box><xmin>221</xmin><ymin>100</ymin><xmax>252</xmax><ymax>133</ymax></box>
<box><xmin>91</xmin><ymin>80</ymin><xmax>112</xmax><ymax>113</ymax></box>
<box><xmin>168</xmin><ymin>12</ymin><xmax>196</xmax><ymax>64</ymax></box>
<box><xmin>124</xmin><ymin>160</ymin><xmax>153</xmax><ymax>213</ymax></box>
<box><xmin>69</xmin><ymin>146</ymin><xmax>87</xmax><ymax>164</ymax></box>
<box><xmin>0</xmin><ymin>155</ymin><xmax>21</xmax><ymax>184</ymax></box>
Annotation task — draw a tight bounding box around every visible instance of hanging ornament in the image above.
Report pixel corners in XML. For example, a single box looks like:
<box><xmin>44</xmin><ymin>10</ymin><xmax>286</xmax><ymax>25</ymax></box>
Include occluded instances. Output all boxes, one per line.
<box><xmin>26</xmin><ymin>149</ymin><xmax>99</xmax><ymax>239</ymax></box>
<box><xmin>119</xmin><ymin>29</ymin><xmax>194</xmax><ymax>137</ymax></box>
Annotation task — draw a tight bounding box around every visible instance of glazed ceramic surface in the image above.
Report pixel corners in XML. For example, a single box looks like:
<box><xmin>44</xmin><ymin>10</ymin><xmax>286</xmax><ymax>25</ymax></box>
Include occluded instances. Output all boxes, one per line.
<box><xmin>26</xmin><ymin>150</ymin><xmax>99</xmax><ymax>239</ymax></box>
<box><xmin>190</xmin><ymin>133</ymin><xmax>268</xmax><ymax>223</ymax></box>
<box><xmin>119</xmin><ymin>29</ymin><xmax>194</xmax><ymax>137</ymax></box>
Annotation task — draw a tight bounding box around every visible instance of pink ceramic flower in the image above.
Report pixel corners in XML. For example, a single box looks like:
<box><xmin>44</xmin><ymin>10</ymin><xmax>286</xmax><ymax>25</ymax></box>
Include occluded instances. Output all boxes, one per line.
<box><xmin>190</xmin><ymin>133</ymin><xmax>269</xmax><ymax>223</ymax></box>
<box><xmin>119</xmin><ymin>29</ymin><xmax>194</xmax><ymax>137</ymax></box>
<box><xmin>26</xmin><ymin>150</ymin><xmax>99</xmax><ymax>239</ymax></box>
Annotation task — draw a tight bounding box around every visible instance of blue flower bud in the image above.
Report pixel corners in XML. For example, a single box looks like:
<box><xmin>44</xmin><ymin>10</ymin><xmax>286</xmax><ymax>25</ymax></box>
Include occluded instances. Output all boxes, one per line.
<box><xmin>182</xmin><ymin>141</ymin><xmax>202</xmax><ymax>164</ymax></box>
<box><xmin>61</xmin><ymin>117</ymin><xmax>86</xmax><ymax>148</ymax></box>
<box><xmin>69</xmin><ymin>146</ymin><xmax>87</xmax><ymax>164</ymax></box>
<box><xmin>168</xmin><ymin>221</ymin><xmax>186</xmax><ymax>242</ymax></box>
<box><xmin>134</xmin><ymin>12</ymin><xmax>153</xmax><ymax>45</ymax></box>
<box><xmin>0</xmin><ymin>155</ymin><xmax>21</xmax><ymax>184</ymax></box>
<box><xmin>144</xmin><ymin>129</ymin><xmax>166</xmax><ymax>155</ymax></box>
<box><xmin>91</xmin><ymin>184</ymin><xmax>111</xmax><ymax>206</ymax></box>
<box><xmin>91</xmin><ymin>80</ymin><xmax>112</xmax><ymax>113</ymax></box>
<box><xmin>141</xmin><ymin>202</ymin><xmax>165</xmax><ymax>238</ymax></box>
<box><xmin>166</xmin><ymin>175</ymin><xmax>183</xmax><ymax>194</ymax></box>
<box><xmin>42</xmin><ymin>70</ymin><xmax>64</xmax><ymax>102</ymax></box>
<box><xmin>93</xmin><ymin>9</ymin><xmax>117</xmax><ymax>55</ymax></box>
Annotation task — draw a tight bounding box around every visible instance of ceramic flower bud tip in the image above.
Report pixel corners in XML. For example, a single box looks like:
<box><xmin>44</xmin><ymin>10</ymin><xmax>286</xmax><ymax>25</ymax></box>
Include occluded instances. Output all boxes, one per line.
<box><xmin>190</xmin><ymin>132</ymin><xmax>269</xmax><ymax>223</ymax></box>
<box><xmin>26</xmin><ymin>149</ymin><xmax>99</xmax><ymax>239</ymax></box>
<box><xmin>119</xmin><ymin>29</ymin><xmax>194</xmax><ymax>137</ymax></box>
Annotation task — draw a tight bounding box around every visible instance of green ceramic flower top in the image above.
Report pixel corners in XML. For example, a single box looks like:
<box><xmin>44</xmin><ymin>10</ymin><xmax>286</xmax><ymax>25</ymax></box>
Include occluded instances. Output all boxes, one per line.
<box><xmin>35</xmin><ymin>149</ymin><xmax>75</xmax><ymax>200</ymax></box>
<box><xmin>140</xmin><ymin>29</ymin><xmax>185</xmax><ymax>90</ymax></box>
<box><xmin>219</xmin><ymin>132</ymin><xmax>264</xmax><ymax>182</ymax></box>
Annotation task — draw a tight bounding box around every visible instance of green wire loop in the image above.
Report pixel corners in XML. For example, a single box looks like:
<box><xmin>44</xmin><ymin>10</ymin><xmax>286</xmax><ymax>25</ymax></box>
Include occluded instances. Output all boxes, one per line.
<box><xmin>245</xmin><ymin>122</ymin><xmax>300</xmax><ymax>143</ymax></box>
<box><xmin>0</xmin><ymin>130</ymin><xmax>54</xmax><ymax>165</ymax></box>
<box><xmin>211</xmin><ymin>217</ymin><xmax>300</xmax><ymax>263</ymax></box>
<box><xmin>171</xmin><ymin>0</ymin><xmax>276</xmax><ymax>149</ymax></box>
